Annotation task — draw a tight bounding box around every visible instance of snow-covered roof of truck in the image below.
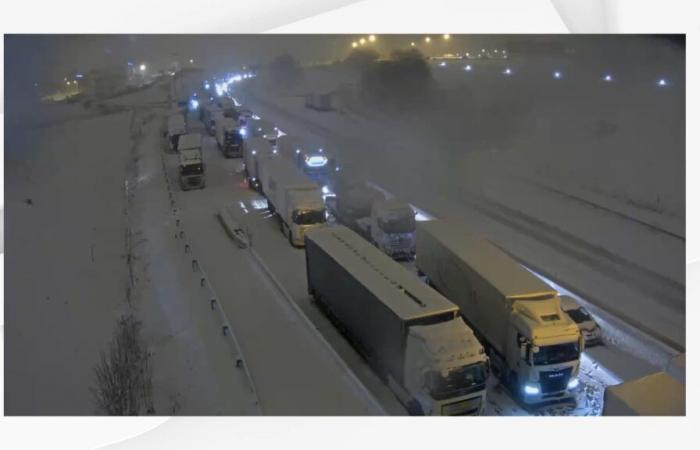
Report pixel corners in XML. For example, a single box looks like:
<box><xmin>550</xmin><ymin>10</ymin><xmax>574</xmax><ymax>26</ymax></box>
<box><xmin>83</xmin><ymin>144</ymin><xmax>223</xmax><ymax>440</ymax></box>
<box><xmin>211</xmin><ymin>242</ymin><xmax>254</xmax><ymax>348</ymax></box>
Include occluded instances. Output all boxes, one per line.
<box><xmin>260</xmin><ymin>156</ymin><xmax>318</xmax><ymax>190</ymax></box>
<box><xmin>167</xmin><ymin>114</ymin><xmax>186</xmax><ymax>134</ymax></box>
<box><xmin>417</xmin><ymin>220</ymin><xmax>556</xmax><ymax>300</ymax></box>
<box><xmin>603</xmin><ymin>372</ymin><xmax>685</xmax><ymax>416</ymax></box>
<box><xmin>307</xmin><ymin>226</ymin><xmax>459</xmax><ymax>321</ymax></box>
<box><xmin>178</xmin><ymin>133</ymin><xmax>202</xmax><ymax>151</ymax></box>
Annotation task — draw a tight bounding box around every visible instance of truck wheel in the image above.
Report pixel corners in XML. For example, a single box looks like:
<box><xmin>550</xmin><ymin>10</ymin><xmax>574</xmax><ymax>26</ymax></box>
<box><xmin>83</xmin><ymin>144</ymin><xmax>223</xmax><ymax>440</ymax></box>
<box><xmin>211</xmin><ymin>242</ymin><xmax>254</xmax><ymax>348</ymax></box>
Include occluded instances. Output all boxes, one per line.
<box><xmin>288</xmin><ymin>229</ymin><xmax>294</xmax><ymax>246</ymax></box>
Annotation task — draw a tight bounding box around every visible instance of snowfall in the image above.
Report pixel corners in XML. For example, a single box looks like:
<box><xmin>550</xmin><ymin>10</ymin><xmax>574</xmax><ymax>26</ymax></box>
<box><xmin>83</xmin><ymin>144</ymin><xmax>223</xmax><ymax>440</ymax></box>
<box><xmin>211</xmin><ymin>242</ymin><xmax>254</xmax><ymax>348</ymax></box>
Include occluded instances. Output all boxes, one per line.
<box><xmin>4</xmin><ymin>45</ymin><xmax>684</xmax><ymax>416</ymax></box>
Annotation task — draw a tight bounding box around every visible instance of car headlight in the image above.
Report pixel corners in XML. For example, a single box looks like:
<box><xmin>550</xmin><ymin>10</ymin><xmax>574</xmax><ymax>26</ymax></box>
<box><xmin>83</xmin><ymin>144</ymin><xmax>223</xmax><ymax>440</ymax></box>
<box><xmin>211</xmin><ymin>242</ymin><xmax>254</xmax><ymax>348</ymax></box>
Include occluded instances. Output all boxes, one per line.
<box><xmin>523</xmin><ymin>382</ymin><xmax>540</xmax><ymax>396</ymax></box>
<box><xmin>568</xmin><ymin>378</ymin><xmax>579</xmax><ymax>390</ymax></box>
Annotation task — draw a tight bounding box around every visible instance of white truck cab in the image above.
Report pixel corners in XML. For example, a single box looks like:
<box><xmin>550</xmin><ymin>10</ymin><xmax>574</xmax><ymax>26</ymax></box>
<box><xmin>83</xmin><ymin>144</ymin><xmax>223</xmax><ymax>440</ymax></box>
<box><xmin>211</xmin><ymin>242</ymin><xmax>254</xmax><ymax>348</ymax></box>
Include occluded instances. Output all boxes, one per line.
<box><xmin>370</xmin><ymin>199</ymin><xmax>416</xmax><ymax>260</ymax></box>
<box><xmin>403</xmin><ymin>319</ymin><xmax>489</xmax><ymax>415</ymax></box>
<box><xmin>507</xmin><ymin>296</ymin><xmax>583</xmax><ymax>403</ymax></box>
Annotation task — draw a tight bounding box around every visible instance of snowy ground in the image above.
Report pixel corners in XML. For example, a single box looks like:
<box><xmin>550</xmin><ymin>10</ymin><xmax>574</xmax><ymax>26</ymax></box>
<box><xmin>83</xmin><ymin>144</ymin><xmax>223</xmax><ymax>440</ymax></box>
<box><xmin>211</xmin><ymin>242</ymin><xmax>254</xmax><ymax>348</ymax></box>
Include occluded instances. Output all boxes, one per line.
<box><xmin>5</xmin><ymin>104</ymin><xmax>133</xmax><ymax>414</ymax></box>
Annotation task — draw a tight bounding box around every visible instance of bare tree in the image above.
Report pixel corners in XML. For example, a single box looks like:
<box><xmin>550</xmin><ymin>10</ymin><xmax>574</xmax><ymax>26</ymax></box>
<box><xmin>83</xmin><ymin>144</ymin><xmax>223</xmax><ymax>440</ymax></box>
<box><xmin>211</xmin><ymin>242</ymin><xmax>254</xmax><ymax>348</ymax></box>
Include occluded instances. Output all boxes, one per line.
<box><xmin>91</xmin><ymin>314</ymin><xmax>154</xmax><ymax>415</ymax></box>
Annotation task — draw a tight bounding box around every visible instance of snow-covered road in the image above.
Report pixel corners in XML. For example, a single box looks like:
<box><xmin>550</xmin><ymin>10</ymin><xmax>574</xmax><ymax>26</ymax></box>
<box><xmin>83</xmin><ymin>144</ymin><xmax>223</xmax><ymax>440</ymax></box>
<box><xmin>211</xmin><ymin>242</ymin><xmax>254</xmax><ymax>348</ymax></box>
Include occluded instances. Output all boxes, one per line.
<box><xmin>160</xmin><ymin>116</ymin><xmax>383</xmax><ymax>415</ymax></box>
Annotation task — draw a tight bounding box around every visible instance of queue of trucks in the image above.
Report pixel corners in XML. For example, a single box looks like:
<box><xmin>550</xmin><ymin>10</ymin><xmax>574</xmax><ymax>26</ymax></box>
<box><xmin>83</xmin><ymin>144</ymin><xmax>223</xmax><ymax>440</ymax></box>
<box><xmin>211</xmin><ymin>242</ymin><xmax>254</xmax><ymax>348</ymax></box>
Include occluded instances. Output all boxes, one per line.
<box><xmin>177</xmin><ymin>86</ymin><xmax>584</xmax><ymax>413</ymax></box>
<box><xmin>172</xmin><ymin>83</ymin><xmax>691</xmax><ymax>416</ymax></box>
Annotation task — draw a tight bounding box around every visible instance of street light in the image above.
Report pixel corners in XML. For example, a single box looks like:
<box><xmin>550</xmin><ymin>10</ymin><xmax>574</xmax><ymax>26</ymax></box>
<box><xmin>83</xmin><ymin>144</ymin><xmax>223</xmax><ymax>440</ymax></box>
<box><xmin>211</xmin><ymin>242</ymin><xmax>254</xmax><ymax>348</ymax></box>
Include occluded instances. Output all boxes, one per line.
<box><xmin>352</xmin><ymin>42</ymin><xmax>358</xmax><ymax>48</ymax></box>
<box><xmin>443</xmin><ymin>34</ymin><xmax>450</xmax><ymax>40</ymax></box>
<box><xmin>410</xmin><ymin>42</ymin><xmax>416</xmax><ymax>47</ymax></box>
<box><xmin>139</xmin><ymin>64</ymin><xmax>146</xmax><ymax>72</ymax></box>
<box><xmin>359</xmin><ymin>37</ymin><xmax>366</xmax><ymax>45</ymax></box>
<box><xmin>189</xmin><ymin>58</ymin><xmax>194</xmax><ymax>64</ymax></box>
<box><xmin>368</xmin><ymin>34</ymin><xmax>376</xmax><ymax>42</ymax></box>
<box><xmin>425</xmin><ymin>36</ymin><xmax>431</xmax><ymax>43</ymax></box>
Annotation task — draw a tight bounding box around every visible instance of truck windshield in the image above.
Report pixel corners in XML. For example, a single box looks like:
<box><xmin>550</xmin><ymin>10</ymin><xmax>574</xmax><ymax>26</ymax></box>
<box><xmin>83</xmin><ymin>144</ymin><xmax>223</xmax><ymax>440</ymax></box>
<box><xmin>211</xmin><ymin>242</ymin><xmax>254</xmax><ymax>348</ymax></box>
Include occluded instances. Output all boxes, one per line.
<box><xmin>225</xmin><ymin>131</ymin><xmax>243</xmax><ymax>146</ymax></box>
<box><xmin>378</xmin><ymin>215</ymin><xmax>416</xmax><ymax>234</ymax></box>
<box><xmin>533</xmin><ymin>342</ymin><xmax>580</xmax><ymax>366</ymax></box>
<box><xmin>427</xmin><ymin>363</ymin><xmax>487</xmax><ymax>401</ymax></box>
<box><xmin>566</xmin><ymin>307</ymin><xmax>592</xmax><ymax>324</ymax></box>
<box><xmin>180</xmin><ymin>164</ymin><xmax>203</xmax><ymax>176</ymax></box>
<box><xmin>292</xmin><ymin>209</ymin><xmax>327</xmax><ymax>225</ymax></box>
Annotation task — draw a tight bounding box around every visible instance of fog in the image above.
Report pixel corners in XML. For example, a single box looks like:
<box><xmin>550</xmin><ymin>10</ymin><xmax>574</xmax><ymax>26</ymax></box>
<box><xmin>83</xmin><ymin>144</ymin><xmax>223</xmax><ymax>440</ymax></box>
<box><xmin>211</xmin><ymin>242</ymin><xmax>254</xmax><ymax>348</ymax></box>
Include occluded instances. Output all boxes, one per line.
<box><xmin>3</xmin><ymin>34</ymin><xmax>685</xmax><ymax>416</ymax></box>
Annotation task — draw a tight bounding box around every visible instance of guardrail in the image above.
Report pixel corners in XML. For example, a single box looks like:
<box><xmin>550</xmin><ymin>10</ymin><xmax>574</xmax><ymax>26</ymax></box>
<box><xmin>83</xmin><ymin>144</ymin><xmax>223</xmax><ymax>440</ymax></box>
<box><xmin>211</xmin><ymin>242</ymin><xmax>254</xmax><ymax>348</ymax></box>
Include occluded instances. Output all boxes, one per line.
<box><xmin>159</xmin><ymin>152</ymin><xmax>262</xmax><ymax>415</ymax></box>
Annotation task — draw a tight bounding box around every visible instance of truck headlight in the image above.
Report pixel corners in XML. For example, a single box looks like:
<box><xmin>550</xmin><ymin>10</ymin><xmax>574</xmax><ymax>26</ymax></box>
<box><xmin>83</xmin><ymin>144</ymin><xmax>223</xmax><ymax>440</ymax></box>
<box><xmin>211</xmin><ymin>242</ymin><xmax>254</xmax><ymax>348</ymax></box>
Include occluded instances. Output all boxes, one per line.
<box><xmin>567</xmin><ymin>378</ymin><xmax>579</xmax><ymax>390</ymax></box>
<box><xmin>523</xmin><ymin>382</ymin><xmax>540</xmax><ymax>396</ymax></box>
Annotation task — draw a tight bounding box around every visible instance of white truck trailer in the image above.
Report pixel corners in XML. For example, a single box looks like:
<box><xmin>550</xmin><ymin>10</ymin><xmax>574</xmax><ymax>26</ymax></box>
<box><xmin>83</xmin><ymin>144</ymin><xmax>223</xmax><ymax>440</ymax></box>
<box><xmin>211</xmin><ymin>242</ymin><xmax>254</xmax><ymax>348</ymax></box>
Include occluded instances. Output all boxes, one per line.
<box><xmin>215</xmin><ymin>117</ymin><xmax>243</xmax><ymax>158</ymax></box>
<box><xmin>415</xmin><ymin>220</ymin><xmax>582</xmax><ymax>404</ymax></box>
<box><xmin>166</xmin><ymin>113</ymin><xmax>187</xmax><ymax>152</ymax></box>
<box><xmin>305</xmin><ymin>226</ymin><xmax>489</xmax><ymax>415</ymax></box>
<box><xmin>177</xmin><ymin>133</ymin><xmax>205</xmax><ymax>190</ymax></box>
<box><xmin>258</xmin><ymin>157</ymin><xmax>326</xmax><ymax>247</ymax></box>
<box><xmin>603</xmin><ymin>372</ymin><xmax>685</xmax><ymax>416</ymax></box>
<box><xmin>242</xmin><ymin>137</ymin><xmax>276</xmax><ymax>191</ymax></box>
<box><xmin>202</xmin><ymin>104</ymin><xmax>224</xmax><ymax>136</ymax></box>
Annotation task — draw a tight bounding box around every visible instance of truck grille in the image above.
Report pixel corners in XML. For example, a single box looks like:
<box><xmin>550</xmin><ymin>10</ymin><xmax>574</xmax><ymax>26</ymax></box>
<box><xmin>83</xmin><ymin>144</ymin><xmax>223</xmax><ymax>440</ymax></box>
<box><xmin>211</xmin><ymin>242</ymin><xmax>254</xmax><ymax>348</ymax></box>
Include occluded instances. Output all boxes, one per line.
<box><xmin>539</xmin><ymin>367</ymin><xmax>572</xmax><ymax>394</ymax></box>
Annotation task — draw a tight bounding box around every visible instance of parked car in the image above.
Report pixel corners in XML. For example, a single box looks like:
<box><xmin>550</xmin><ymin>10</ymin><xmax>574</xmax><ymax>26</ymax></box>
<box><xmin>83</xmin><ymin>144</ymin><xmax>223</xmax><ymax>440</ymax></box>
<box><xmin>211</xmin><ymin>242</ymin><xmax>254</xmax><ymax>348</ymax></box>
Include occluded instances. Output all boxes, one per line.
<box><xmin>560</xmin><ymin>295</ymin><xmax>603</xmax><ymax>347</ymax></box>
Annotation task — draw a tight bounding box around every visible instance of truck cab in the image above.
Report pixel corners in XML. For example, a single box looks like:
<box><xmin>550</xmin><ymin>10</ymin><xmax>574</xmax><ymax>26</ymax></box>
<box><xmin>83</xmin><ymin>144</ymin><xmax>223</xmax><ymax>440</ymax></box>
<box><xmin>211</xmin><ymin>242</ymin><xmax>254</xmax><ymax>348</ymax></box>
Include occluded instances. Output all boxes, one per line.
<box><xmin>404</xmin><ymin>319</ymin><xmax>489</xmax><ymax>415</ymax></box>
<box><xmin>286</xmin><ymin>190</ymin><xmax>327</xmax><ymax>246</ymax></box>
<box><xmin>504</xmin><ymin>296</ymin><xmax>582</xmax><ymax>403</ymax></box>
<box><xmin>370</xmin><ymin>199</ymin><xmax>416</xmax><ymax>260</ymax></box>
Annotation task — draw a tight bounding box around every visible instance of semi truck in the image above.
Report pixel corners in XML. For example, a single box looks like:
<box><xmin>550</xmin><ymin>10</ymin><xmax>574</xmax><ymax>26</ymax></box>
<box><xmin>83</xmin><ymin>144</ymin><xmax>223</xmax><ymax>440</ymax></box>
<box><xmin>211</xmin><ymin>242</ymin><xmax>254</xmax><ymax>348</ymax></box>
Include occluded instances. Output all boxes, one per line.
<box><xmin>258</xmin><ymin>157</ymin><xmax>326</xmax><ymax>247</ymax></box>
<box><xmin>415</xmin><ymin>220</ymin><xmax>582</xmax><ymax>404</ymax></box>
<box><xmin>215</xmin><ymin>117</ymin><xmax>244</xmax><ymax>158</ymax></box>
<box><xmin>177</xmin><ymin>133</ymin><xmax>205</xmax><ymax>190</ymax></box>
<box><xmin>326</xmin><ymin>182</ymin><xmax>416</xmax><ymax>260</ymax></box>
<box><xmin>305</xmin><ymin>226</ymin><xmax>489</xmax><ymax>415</ymax></box>
<box><xmin>242</xmin><ymin>137</ymin><xmax>276</xmax><ymax>191</ymax></box>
